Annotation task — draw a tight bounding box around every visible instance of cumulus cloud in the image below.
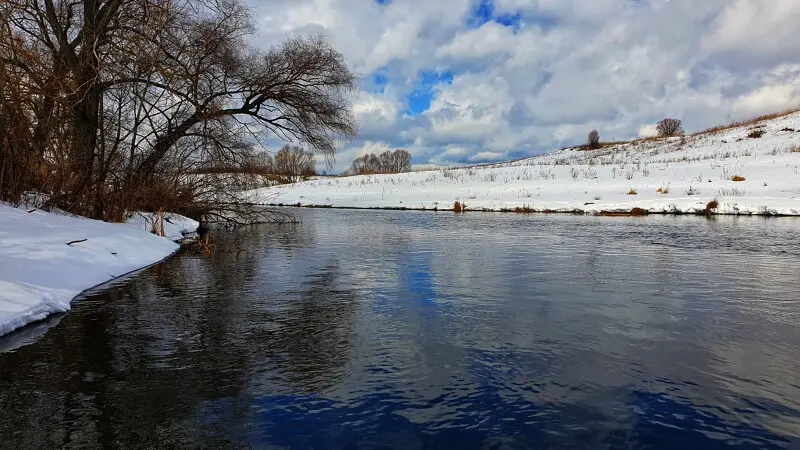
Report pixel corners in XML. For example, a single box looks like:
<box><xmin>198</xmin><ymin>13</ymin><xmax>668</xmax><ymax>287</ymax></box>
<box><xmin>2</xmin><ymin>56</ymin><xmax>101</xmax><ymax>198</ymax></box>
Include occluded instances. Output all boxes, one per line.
<box><xmin>732</xmin><ymin>81</ymin><xmax>800</xmax><ymax>118</ymax></box>
<box><xmin>638</xmin><ymin>124</ymin><xmax>659</xmax><ymax>138</ymax></box>
<box><xmin>352</xmin><ymin>92</ymin><xmax>400</xmax><ymax>139</ymax></box>
<box><xmin>703</xmin><ymin>0</ymin><xmax>800</xmax><ymax>70</ymax></box>
<box><xmin>468</xmin><ymin>151</ymin><xmax>509</xmax><ymax>162</ymax></box>
<box><xmin>246</xmin><ymin>0</ymin><xmax>800</xmax><ymax>170</ymax></box>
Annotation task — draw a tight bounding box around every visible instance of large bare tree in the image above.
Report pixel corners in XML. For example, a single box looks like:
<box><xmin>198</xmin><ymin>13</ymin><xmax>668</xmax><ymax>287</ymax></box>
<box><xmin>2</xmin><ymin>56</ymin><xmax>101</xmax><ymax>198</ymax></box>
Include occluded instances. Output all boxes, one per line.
<box><xmin>1</xmin><ymin>0</ymin><xmax>358</xmax><ymax>220</ymax></box>
<box><xmin>657</xmin><ymin>118</ymin><xmax>684</xmax><ymax>137</ymax></box>
<box><xmin>274</xmin><ymin>145</ymin><xmax>315</xmax><ymax>183</ymax></box>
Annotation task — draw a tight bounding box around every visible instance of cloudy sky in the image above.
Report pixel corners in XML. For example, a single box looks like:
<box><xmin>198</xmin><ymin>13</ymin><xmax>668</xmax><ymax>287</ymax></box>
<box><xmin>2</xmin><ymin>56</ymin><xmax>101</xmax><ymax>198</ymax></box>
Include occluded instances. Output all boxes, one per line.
<box><xmin>245</xmin><ymin>0</ymin><xmax>800</xmax><ymax>171</ymax></box>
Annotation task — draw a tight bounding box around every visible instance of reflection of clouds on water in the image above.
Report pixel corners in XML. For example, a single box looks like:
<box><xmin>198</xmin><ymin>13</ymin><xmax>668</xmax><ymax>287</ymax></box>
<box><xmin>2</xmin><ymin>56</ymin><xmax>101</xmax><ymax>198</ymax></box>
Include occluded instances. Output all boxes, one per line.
<box><xmin>333</xmin><ymin>212</ymin><xmax>800</xmax><ymax>444</ymax></box>
<box><xmin>1</xmin><ymin>210</ymin><xmax>800</xmax><ymax>448</ymax></box>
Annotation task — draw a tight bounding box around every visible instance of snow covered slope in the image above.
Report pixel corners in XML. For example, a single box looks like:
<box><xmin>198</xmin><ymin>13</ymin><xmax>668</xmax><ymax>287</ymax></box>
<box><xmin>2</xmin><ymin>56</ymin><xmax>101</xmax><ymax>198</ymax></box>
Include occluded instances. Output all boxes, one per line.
<box><xmin>250</xmin><ymin>112</ymin><xmax>800</xmax><ymax>215</ymax></box>
<box><xmin>0</xmin><ymin>205</ymin><xmax>198</xmax><ymax>337</ymax></box>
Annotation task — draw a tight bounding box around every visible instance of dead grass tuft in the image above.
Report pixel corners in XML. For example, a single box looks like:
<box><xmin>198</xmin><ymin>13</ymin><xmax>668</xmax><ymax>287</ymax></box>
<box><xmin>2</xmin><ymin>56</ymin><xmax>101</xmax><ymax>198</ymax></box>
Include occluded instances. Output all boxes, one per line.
<box><xmin>705</xmin><ymin>200</ymin><xmax>719</xmax><ymax>215</ymax></box>
<box><xmin>194</xmin><ymin>235</ymin><xmax>215</xmax><ymax>255</ymax></box>
<box><xmin>731</xmin><ymin>175</ymin><xmax>746</xmax><ymax>182</ymax></box>
<box><xmin>513</xmin><ymin>205</ymin><xmax>534</xmax><ymax>213</ymax></box>
<box><xmin>694</xmin><ymin>106</ymin><xmax>800</xmax><ymax>136</ymax></box>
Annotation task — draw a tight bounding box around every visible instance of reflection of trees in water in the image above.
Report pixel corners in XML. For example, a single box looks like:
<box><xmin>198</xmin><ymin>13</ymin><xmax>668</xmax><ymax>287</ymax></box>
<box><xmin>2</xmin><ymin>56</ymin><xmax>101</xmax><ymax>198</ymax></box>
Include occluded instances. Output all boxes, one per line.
<box><xmin>254</xmin><ymin>262</ymin><xmax>360</xmax><ymax>393</ymax></box>
<box><xmin>0</xmin><ymin>224</ymin><xmax>362</xmax><ymax>447</ymax></box>
<box><xmin>0</xmin><ymin>257</ymin><xmax>255</xmax><ymax>446</ymax></box>
<box><xmin>262</xmin><ymin>222</ymin><xmax>316</xmax><ymax>251</ymax></box>
<box><xmin>6</xmin><ymin>213</ymin><xmax>800</xmax><ymax>447</ymax></box>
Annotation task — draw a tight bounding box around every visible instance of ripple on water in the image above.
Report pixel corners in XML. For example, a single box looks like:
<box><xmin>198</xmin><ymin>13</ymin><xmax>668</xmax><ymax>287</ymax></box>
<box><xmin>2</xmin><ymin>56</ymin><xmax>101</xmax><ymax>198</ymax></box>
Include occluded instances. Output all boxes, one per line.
<box><xmin>1</xmin><ymin>211</ymin><xmax>799</xmax><ymax>449</ymax></box>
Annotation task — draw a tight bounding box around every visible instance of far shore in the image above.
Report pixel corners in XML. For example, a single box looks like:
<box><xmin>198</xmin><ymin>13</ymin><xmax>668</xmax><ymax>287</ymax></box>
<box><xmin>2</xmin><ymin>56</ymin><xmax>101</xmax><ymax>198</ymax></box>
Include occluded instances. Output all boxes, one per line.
<box><xmin>253</xmin><ymin>202</ymin><xmax>798</xmax><ymax>217</ymax></box>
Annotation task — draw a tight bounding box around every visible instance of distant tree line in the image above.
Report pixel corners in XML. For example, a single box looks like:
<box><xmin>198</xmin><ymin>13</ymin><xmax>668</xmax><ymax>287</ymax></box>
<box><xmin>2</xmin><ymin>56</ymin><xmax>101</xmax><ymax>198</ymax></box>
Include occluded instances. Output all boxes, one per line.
<box><xmin>193</xmin><ymin>145</ymin><xmax>316</xmax><ymax>184</ymax></box>
<box><xmin>346</xmin><ymin>149</ymin><xmax>411</xmax><ymax>175</ymax></box>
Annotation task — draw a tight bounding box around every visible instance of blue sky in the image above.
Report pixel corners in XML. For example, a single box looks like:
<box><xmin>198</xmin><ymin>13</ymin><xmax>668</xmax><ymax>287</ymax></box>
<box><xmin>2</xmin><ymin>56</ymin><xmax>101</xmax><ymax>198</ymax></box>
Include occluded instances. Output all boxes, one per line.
<box><xmin>247</xmin><ymin>0</ymin><xmax>800</xmax><ymax>171</ymax></box>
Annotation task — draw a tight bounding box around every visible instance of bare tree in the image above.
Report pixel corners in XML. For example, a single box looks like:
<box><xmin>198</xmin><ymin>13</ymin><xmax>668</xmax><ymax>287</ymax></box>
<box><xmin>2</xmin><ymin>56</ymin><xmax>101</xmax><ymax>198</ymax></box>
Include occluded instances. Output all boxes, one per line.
<box><xmin>348</xmin><ymin>149</ymin><xmax>411</xmax><ymax>175</ymax></box>
<box><xmin>378</xmin><ymin>151</ymin><xmax>393</xmax><ymax>173</ymax></box>
<box><xmin>388</xmin><ymin>149</ymin><xmax>411</xmax><ymax>172</ymax></box>
<box><xmin>274</xmin><ymin>145</ymin><xmax>316</xmax><ymax>183</ymax></box>
<box><xmin>348</xmin><ymin>153</ymin><xmax>381</xmax><ymax>175</ymax></box>
<box><xmin>587</xmin><ymin>130</ymin><xmax>600</xmax><ymax>149</ymax></box>
<box><xmin>1</xmin><ymin>0</ymin><xmax>358</xmax><ymax>221</ymax></box>
<box><xmin>657</xmin><ymin>118</ymin><xmax>684</xmax><ymax>137</ymax></box>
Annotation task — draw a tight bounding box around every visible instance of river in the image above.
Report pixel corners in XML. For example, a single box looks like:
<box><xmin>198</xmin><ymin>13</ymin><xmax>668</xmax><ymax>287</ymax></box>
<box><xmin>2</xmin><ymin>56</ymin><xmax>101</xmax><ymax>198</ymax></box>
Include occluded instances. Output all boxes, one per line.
<box><xmin>1</xmin><ymin>210</ymin><xmax>799</xmax><ymax>449</ymax></box>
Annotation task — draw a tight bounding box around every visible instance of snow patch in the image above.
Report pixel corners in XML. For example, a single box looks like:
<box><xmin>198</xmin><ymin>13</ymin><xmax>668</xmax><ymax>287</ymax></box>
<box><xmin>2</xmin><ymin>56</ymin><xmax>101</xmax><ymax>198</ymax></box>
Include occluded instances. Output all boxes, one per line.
<box><xmin>0</xmin><ymin>205</ymin><xmax>198</xmax><ymax>337</ymax></box>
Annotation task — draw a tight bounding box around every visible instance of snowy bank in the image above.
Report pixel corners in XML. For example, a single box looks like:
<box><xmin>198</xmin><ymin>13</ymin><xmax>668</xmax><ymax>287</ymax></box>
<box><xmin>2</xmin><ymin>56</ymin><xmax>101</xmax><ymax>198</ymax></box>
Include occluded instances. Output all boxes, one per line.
<box><xmin>248</xmin><ymin>112</ymin><xmax>800</xmax><ymax>215</ymax></box>
<box><xmin>125</xmin><ymin>211</ymin><xmax>201</xmax><ymax>242</ymax></box>
<box><xmin>0</xmin><ymin>205</ymin><xmax>198</xmax><ymax>337</ymax></box>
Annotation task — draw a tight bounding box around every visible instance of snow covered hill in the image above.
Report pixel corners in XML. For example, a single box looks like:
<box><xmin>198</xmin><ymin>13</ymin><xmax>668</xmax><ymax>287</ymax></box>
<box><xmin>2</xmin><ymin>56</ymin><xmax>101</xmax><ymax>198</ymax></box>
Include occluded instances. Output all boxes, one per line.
<box><xmin>0</xmin><ymin>205</ymin><xmax>198</xmax><ymax>337</ymax></box>
<box><xmin>250</xmin><ymin>112</ymin><xmax>800</xmax><ymax>215</ymax></box>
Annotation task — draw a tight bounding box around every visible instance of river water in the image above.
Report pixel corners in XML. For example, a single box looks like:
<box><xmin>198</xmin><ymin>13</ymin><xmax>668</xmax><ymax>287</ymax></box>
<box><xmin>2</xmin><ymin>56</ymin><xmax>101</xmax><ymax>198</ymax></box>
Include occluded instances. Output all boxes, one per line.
<box><xmin>1</xmin><ymin>210</ymin><xmax>800</xmax><ymax>449</ymax></box>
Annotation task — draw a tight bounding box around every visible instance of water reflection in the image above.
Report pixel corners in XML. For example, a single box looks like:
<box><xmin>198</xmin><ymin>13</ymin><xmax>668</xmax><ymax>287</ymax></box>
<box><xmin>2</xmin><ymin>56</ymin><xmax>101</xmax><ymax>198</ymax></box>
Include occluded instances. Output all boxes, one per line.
<box><xmin>1</xmin><ymin>211</ymin><xmax>799</xmax><ymax>449</ymax></box>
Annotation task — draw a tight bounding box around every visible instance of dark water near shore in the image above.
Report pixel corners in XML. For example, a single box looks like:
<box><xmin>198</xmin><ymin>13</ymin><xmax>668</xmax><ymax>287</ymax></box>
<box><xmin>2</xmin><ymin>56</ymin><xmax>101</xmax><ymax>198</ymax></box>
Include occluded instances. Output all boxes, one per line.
<box><xmin>2</xmin><ymin>210</ymin><xmax>800</xmax><ymax>449</ymax></box>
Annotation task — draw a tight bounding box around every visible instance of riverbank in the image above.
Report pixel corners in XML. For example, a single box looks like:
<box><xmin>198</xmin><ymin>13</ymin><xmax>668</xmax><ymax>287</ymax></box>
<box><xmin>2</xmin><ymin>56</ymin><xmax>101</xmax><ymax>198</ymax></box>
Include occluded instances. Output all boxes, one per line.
<box><xmin>0</xmin><ymin>204</ymin><xmax>198</xmax><ymax>337</ymax></box>
<box><xmin>248</xmin><ymin>112</ymin><xmax>800</xmax><ymax>216</ymax></box>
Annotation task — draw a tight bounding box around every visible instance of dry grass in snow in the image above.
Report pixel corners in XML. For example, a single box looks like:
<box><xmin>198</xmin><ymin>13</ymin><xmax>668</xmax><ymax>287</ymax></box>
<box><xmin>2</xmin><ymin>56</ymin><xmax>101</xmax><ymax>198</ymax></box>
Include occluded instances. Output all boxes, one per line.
<box><xmin>247</xmin><ymin>111</ymin><xmax>800</xmax><ymax>216</ymax></box>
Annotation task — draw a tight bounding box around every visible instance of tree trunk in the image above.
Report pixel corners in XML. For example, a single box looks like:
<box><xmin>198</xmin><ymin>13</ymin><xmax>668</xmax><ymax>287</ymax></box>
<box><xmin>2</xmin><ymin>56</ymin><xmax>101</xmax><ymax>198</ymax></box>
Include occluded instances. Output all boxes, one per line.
<box><xmin>70</xmin><ymin>83</ymin><xmax>101</xmax><ymax>197</ymax></box>
<box><xmin>131</xmin><ymin>115</ymin><xmax>203</xmax><ymax>182</ymax></box>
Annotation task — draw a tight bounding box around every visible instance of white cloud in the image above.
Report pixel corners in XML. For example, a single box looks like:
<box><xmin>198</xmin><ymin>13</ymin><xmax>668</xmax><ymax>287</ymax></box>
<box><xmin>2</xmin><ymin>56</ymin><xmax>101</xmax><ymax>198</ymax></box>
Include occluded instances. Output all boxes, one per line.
<box><xmin>638</xmin><ymin>124</ymin><xmax>659</xmax><ymax>138</ymax></box>
<box><xmin>703</xmin><ymin>0</ymin><xmax>800</xmax><ymax>70</ymax></box>
<box><xmin>468</xmin><ymin>151</ymin><xmax>509</xmax><ymax>162</ymax></box>
<box><xmin>732</xmin><ymin>83</ymin><xmax>800</xmax><ymax>118</ymax></box>
<box><xmin>436</xmin><ymin>22</ymin><xmax>517</xmax><ymax>62</ymax></box>
<box><xmin>247</xmin><ymin>0</ymin><xmax>800</xmax><ymax>169</ymax></box>
<box><xmin>352</xmin><ymin>92</ymin><xmax>400</xmax><ymax>137</ymax></box>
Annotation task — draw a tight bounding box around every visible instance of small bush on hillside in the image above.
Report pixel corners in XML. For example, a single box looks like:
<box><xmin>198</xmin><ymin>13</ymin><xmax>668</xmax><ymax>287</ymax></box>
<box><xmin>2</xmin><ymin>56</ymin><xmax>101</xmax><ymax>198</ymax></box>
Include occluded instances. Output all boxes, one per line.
<box><xmin>747</xmin><ymin>129</ymin><xmax>766</xmax><ymax>139</ymax></box>
<box><xmin>686</xmin><ymin>186</ymin><xmax>699</xmax><ymax>196</ymax></box>
<box><xmin>657</xmin><ymin>118</ymin><xmax>684</xmax><ymax>137</ymax></box>
<box><xmin>587</xmin><ymin>130</ymin><xmax>601</xmax><ymax>149</ymax></box>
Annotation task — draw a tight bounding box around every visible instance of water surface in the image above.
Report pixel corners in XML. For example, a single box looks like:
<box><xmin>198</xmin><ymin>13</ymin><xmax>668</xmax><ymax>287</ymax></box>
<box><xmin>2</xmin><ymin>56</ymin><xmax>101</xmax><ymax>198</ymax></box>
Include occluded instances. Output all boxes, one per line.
<box><xmin>1</xmin><ymin>210</ymin><xmax>800</xmax><ymax>449</ymax></box>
